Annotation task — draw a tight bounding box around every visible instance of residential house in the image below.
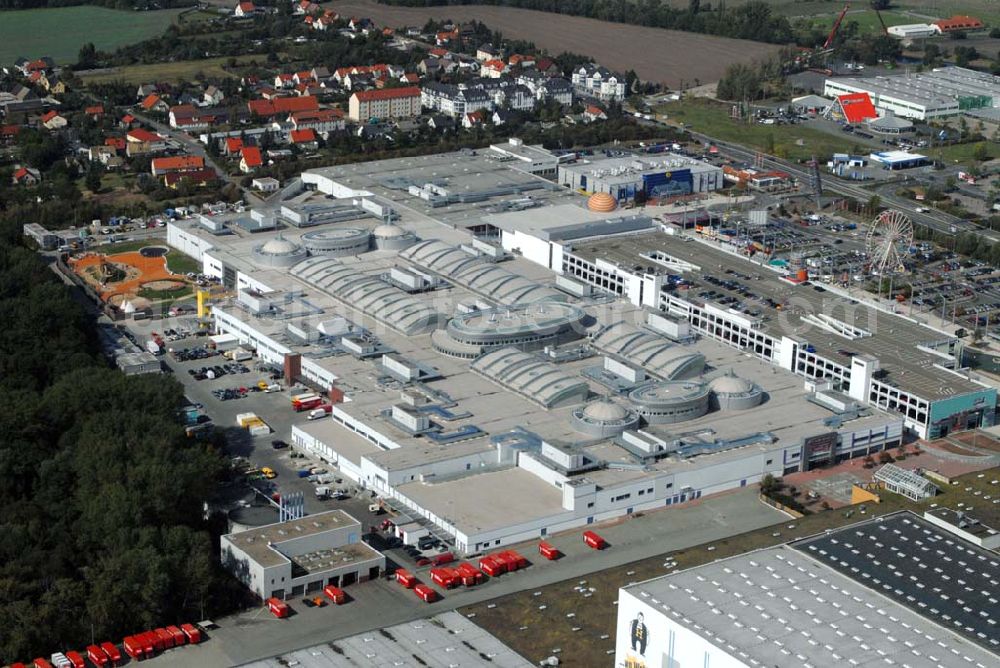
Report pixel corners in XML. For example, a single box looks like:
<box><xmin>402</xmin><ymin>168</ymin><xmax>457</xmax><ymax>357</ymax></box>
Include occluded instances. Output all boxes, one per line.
<box><xmin>348</xmin><ymin>87</ymin><xmax>421</xmax><ymax>123</ymax></box>
<box><xmin>583</xmin><ymin>104</ymin><xmax>608</xmax><ymax>122</ymax></box>
<box><xmin>151</xmin><ymin>155</ymin><xmax>205</xmax><ymax>176</ymax></box>
<box><xmin>274</xmin><ymin>73</ymin><xmax>295</xmax><ymax>89</ymax></box>
<box><xmin>476</xmin><ymin>43</ymin><xmax>501</xmax><ymax>62</ymax></box>
<box><xmin>169</xmin><ymin>104</ymin><xmax>224</xmax><ymax>131</ymax></box>
<box><xmin>84</xmin><ymin>105</ymin><xmax>104</xmax><ymax>119</ymax></box>
<box><xmin>421</xmin><ymin>82</ymin><xmax>492</xmax><ymax>118</ymax></box>
<box><xmin>234</xmin><ymin>1</ymin><xmax>258</xmax><ymax>18</ymax></box>
<box><xmin>435</xmin><ymin>29</ymin><xmax>459</xmax><ymax>46</ymax></box>
<box><xmin>347</xmin><ymin>17</ymin><xmax>373</xmax><ymax>32</ymax></box>
<box><xmin>88</xmin><ymin>145</ymin><xmax>117</xmax><ymax>164</ymax></box>
<box><xmin>224</xmin><ymin>137</ymin><xmax>244</xmax><ymax>156</ymax></box>
<box><xmin>312</xmin><ymin>13</ymin><xmax>336</xmax><ymax>31</ymax></box>
<box><xmin>104</xmin><ymin>136</ymin><xmax>126</xmax><ymax>153</ymax></box>
<box><xmin>240</xmin><ymin>146</ymin><xmax>263</xmax><ymax>172</ymax></box>
<box><xmin>12</xmin><ymin>166</ymin><xmax>41</xmax><ymax>186</ymax></box>
<box><xmin>204</xmin><ymin>85</ymin><xmax>225</xmax><ymax>106</ymax></box>
<box><xmin>164</xmin><ymin>168</ymin><xmax>218</xmax><ymax>189</ymax></box>
<box><xmin>289</xmin><ymin>108</ymin><xmax>344</xmax><ymax>134</ymax></box>
<box><xmin>252</xmin><ymin>176</ymin><xmax>280</xmax><ymax>192</ymax></box>
<box><xmin>342</xmin><ymin>71</ymin><xmax>375</xmax><ymax>91</ymax></box>
<box><xmin>535</xmin><ymin>58</ymin><xmax>560</xmax><ymax>76</ymax></box>
<box><xmin>498</xmin><ymin>84</ymin><xmax>535</xmax><ymax>111</ymax></box>
<box><xmin>120</xmin><ymin>114</ymin><xmax>136</xmax><ymax>129</ymax></box>
<box><xmin>400</xmin><ymin>72</ymin><xmax>420</xmax><ymax>85</ymax></box>
<box><xmin>136</xmin><ymin>83</ymin><xmax>158</xmax><ymax>100</ymax></box>
<box><xmin>140</xmin><ymin>94</ymin><xmax>169</xmax><ymax>113</ymax></box>
<box><xmin>572</xmin><ymin>63</ymin><xmax>627</xmax><ymax>101</ymax></box>
<box><xmin>0</xmin><ymin>124</ymin><xmax>21</xmax><ymax>145</ymax></box>
<box><xmin>537</xmin><ymin>77</ymin><xmax>574</xmax><ymax>106</ymax></box>
<box><xmin>462</xmin><ymin>111</ymin><xmax>484</xmax><ymax>129</ymax></box>
<box><xmin>311</xmin><ymin>66</ymin><xmax>332</xmax><ymax>81</ymax></box>
<box><xmin>492</xmin><ymin>109</ymin><xmax>513</xmax><ymax>126</ymax></box>
<box><xmin>294</xmin><ymin>0</ymin><xmax>321</xmax><ymax>15</ymax></box>
<box><xmin>248</xmin><ymin>95</ymin><xmax>318</xmax><ymax>120</ymax></box>
<box><xmin>508</xmin><ymin>54</ymin><xmax>536</xmax><ymax>69</ymax></box>
<box><xmin>126</xmin><ymin>128</ymin><xmax>167</xmax><ymax>156</ymax></box>
<box><xmin>426</xmin><ymin>114</ymin><xmax>454</xmax><ymax>132</ymax></box>
<box><xmin>289</xmin><ymin>128</ymin><xmax>318</xmax><ymax>148</ymax></box>
<box><xmin>482</xmin><ymin>59</ymin><xmax>508</xmax><ymax>79</ymax></box>
<box><xmin>40</xmin><ymin>110</ymin><xmax>67</xmax><ymax>130</ymax></box>
<box><xmin>38</xmin><ymin>73</ymin><xmax>67</xmax><ymax>95</ymax></box>
<box><xmin>17</xmin><ymin>58</ymin><xmax>53</xmax><ymax>77</ymax></box>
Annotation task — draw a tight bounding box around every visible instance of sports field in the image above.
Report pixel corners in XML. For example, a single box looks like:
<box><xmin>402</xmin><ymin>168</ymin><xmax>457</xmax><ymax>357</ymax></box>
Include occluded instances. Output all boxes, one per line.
<box><xmin>0</xmin><ymin>6</ymin><xmax>183</xmax><ymax>67</ymax></box>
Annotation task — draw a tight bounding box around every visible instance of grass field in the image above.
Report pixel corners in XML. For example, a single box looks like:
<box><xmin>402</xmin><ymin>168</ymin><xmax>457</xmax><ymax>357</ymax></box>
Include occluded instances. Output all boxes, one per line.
<box><xmin>78</xmin><ymin>55</ymin><xmax>265</xmax><ymax>85</ymax></box>
<box><xmin>659</xmin><ymin>97</ymin><xmax>849</xmax><ymax>161</ymax></box>
<box><xmin>0</xmin><ymin>7</ymin><xmax>184</xmax><ymax>67</ymax></box>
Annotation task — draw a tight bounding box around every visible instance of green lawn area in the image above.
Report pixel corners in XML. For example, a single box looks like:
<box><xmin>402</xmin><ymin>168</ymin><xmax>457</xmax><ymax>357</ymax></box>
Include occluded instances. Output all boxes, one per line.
<box><xmin>0</xmin><ymin>7</ymin><xmax>183</xmax><ymax>67</ymax></box>
<box><xmin>164</xmin><ymin>248</ymin><xmax>201</xmax><ymax>275</ymax></box>
<box><xmin>659</xmin><ymin>97</ymin><xmax>848</xmax><ymax>161</ymax></box>
<box><xmin>78</xmin><ymin>54</ymin><xmax>267</xmax><ymax>85</ymax></box>
<box><xmin>802</xmin><ymin>9</ymin><xmax>912</xmax><ymax>35</ymax></box>
<box><xmin>932</xmin><ymin>140</ymin><xmax>1000</xmax><ymax>164</ymax></box>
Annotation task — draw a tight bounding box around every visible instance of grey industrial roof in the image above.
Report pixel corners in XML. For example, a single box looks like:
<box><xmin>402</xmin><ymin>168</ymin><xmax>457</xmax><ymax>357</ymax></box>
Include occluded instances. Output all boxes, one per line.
<box><xmin>291</xmin><ymin>256</ymin><xmax>441</xmax><ymax>335</ymax></box>
<box><xmin>592</xmin><ymin>321</ymin><xmax>705</xmax><ymax>380</ymax></box>
<box><xmin>401</xmin><ymin>239</ymin><xmax>564</xmax><ymax>304</ymax></box>
<box><xmin>472</xmin><ymin>347</ymin><xmax>590</xmax><ymax>408</ymax></box>
<box><xmin>830</xmin><ymin>66</ymin><xmax>1000</xmax><ymax>109</ymax></box>
<box><xmin>794</xmin><ymin>512</ymin><xmax>1000</xmax><ymax>654</ymax></box>
<box><xmin>244</xmin><ymin>611</ymin><xmax>533</xmax><ymax>668</ymax></box>
<box><xmin>572</xmin><ymin>232</ymin><xmax>989</xmax><ymax>400</ymax></box>
<box><xmin>623</xmin><ymin>538</ymin><xmax>999</xmax><ymax>668</ymax></box>
<box><xmin>222</xmin><ymin>510</ymin><xmax>360</xmax><ymax>568</ymax></box>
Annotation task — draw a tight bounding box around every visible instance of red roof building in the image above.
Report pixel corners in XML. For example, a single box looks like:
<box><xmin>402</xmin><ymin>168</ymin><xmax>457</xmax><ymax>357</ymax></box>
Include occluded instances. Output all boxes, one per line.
<box><xmin>290</xmin><ymin>128</ymin><xmax>317</xmax><ymax>144</ymax></box>
<box><xmin>140</xmin><ymin>94</ymin><xmax>163</xmax><ymax>111</ymax></box>
<box><xmin>127</xmin><ymin>128</ymin><xmax>161</xmax><ymax>143</ymax></box>
<box><xmin>105</xmin><ymin>136</ymin><xmax>126</xmax><ymax>152</ymax></box>
<box><xmin>933</xmin><ymin>15</ymin><xmax>983</xmax><ymax>32</ymax></box>
<box><xmin>85</xmin><ymin>105</ymin><xmax>105</xmax><ymax>117</ymax></box>
<box><xmin>164</xmin><ymin>168</ymin><xmax>218</xmax><ymax>188</ymax></box>
<box><xmin>834</xmin><ymin>93</ymin><xmax>877</xmax><ymax>124</ymax></box>
<box><xmin>151</xmin><ymin>155</ymin><xmax>205</xmax><ymax>175</ymax></box>
<box><xmin>240</xmin><ymin>146</ymin><xmax>263</xmax><ymax>171</ymax></box>
<box><xmin>225</xmin><ymin>137</ymin><xmax>244</xmax><ymax>154</ymax></box>
<box><xmin>248</xmin><ymin>95</ymin><xmax>319</xmax><ymax>118</ymax></box>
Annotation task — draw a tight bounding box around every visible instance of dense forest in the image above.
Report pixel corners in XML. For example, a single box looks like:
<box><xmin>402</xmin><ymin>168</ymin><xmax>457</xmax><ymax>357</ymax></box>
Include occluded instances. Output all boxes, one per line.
<box><xmin>378</xmin><ymin>0</ymin><xmax>796</xmax><ymax>44</ymax></box>
<box><xmin>0</xmin><ymin>208</ymin><xmax>235</xmax><ymax>659</ymax></box>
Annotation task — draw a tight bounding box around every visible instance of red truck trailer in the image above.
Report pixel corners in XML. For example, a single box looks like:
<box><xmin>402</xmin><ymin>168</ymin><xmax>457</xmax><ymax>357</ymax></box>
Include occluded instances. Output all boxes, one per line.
<box><xmin>431</xmin><ymin>552</ymin><xmax>455</xmax><ymax>566</ymax></box>
<box><xmin>538</xmin><ymin>541</ymin><xmax>560</xmax><ymax>560</ymax></box>
<box><xmin>31</xmin><ymin>659</ymin><xmax>53</xmax><ymax>668</ymax></box>
<box><xmin>455</xmin><ymin>562</ymin><xmax>484</xmax><ymax>586</ymax></box>
<box><xmin>155</xmin><ymin>628</ymin><xmax>174</xmax><ymax>650</ymax></box>
<box><xmin>99</xmin><ymin>642</ymin><xmax>121</xmax><ymax>665</ymax></box>
<box><xmin>165</xmin><ymin>626</ymin><xmax>186</xmax><ymax>647</ymax></box>
<box><xmin>498</xmin><ymin>550</ymin><xmax>528</xmax><ymax>571</ymax></box>
<box><xmin>583</xmin><ymin>530</ymin><xmax>606</xmax><ymax>550</ymax></box>
<box><xmin>179</xmin><ymin>624</ymin><xmax>202</xmax><ymax>644</ymax></box>
<box><xmin>323</xmin><ymin>585</ymin><xmax>346</xmax><ymax>604</ymax></box>
<box><xmin>395</xmin><ymin>568</ymin><xmax>417</xmax><ymax>588</ymax></box>
<box><xmin>413</xmin><ymin>584</ymin><xmax>438</xmax><ymax>602</ymax></box>
<box><xmin>63</xmin><ymin>651</ymin><xmax>85</xmax><ymax>668</ymax></box>
<box><xmin>478</xmin><ymin>555</ymin><xmax>506</xmax><ymax>577</ymax></box>
<box><xmin>266</xmin><ymin>597</ymin><xmax>290</xmax><ymax>618</ymax></box>
<box><xmin>122</xmin><ymin>637</ymin><xmax>144</xmax><ymax>661</ymax></box>
<box><xmin>85</xmin><ymin>645</ymin><xmax>108</xmax><ymax>667</ymax></box>
<box><xmin>429</xmin><ymin>567</ymin><xmax>459</xmax><ymax>589</ymax></box>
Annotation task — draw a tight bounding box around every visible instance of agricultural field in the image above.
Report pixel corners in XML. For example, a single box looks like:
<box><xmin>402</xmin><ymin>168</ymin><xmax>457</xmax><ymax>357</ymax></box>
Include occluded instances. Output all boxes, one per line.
<box><xmin>0</xmin><ymin>7</ymin><xmax>184</xmax><ymax>67</ymax></box>
<box><xmin>657</xmin><ymin>97</ymin><xmax>850</xmax><ymax>160</ymax></box>
<box><xmin>333</xmin><ymin>0</ymin><xmax>782</xmax><ymax>87</ymax></box>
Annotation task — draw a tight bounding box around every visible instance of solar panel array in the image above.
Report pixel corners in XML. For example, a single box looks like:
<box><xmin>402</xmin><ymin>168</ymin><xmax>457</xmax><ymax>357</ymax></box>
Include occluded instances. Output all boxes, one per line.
<box><xmin>794</xmin><ymin>513</ymin><xmax>1000</xmax><ymax>653</ymax></box>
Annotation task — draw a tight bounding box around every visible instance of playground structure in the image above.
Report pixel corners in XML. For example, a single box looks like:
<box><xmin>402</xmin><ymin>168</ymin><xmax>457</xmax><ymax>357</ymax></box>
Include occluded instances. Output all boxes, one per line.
<box><xmin>68</xmin><ymin>246</ymin><xmax>192</xmax><ymax>306</ymax></box>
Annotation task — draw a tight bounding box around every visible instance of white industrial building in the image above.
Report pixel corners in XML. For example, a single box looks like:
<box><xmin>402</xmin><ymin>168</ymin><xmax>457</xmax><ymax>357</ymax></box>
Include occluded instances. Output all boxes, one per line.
<box><xmin>220</xmin><ymin>510</ymin><xmax>384</xmax><ymax>601</ymax></box>
<box><xmin>824</xmin><ymin>66</ymin><xmax>1000</xmax><ymax>120</ymax></box>
<box><xmin>157</xmin><ymin>148</ymin><xmax>994</xmax><ymax>555</ymax></box>
<box><xmin>887</xmin><ymin>23</ymin><xmax>937</xmax><ymax>39</ymax></box>
<box><xmin>616</xmin><ymin>513</ymin><xmax>999</xmax><ymax>668</ymax></box>
<box><xmin>558</xmin><ymin>153</ymin><xmax>723</xmax><ymax>202</ymax></box>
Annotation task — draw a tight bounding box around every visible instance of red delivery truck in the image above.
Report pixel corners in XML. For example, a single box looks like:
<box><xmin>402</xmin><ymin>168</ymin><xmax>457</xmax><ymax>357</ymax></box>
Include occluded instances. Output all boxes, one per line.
<box><xmin>583</xmin><ymin>530</ymin><xmax>606</xmax><ymax>550</ymax></box>
<box><xmin>455</xmin><ymin>563</ymin><xmax>484</xmax><ymax>586</ymax></box>
<box><xmin>323</xmin><ymin>585</ymin><xmax>346</xmax><ymax>604</ymax></box>
<box><xmin>165</xmin><ymin>626</ymin><xmax>186</xmax><ymax>647</ymax></box>
<box><xmin>63</xmin><ymin>652</ymin><xmax>85</xmax><ymax>668</ymax></box>
<box><xmin>431</xmin><ymin>552</ymin><xmax>454</xmax><ymax>566</ymax></box>
<box><xmin>99</xmin><ymin>642</ymin><xmax>121</xmax><ymax>665</ymax></box>
<box><xmin>478</xmin><ymin>555</ymin><xmax>505</xmax><ymax>577</ymax></box>
<box><xmin>32</xmin><ymin>659</ymin><xmax>53</xmax><ymax>668</ymax></box>
<box><xmin>267</xmin><ymin>597</ymin><xmax>290</xmax><ymax>618</ymax></box>
<box><xmin>11</xmin><ymin>663</ymin><xmax>27</xmax><ymax>668</ymax></box>
<box><xmin>538</xmin><ymin>541</ymin><xmax>560</xmax><ymax>560</ymax></box>
<box><xmin>499</xmin><ymin>550</ymin><xmax>527</xmax><ymax>571</ymax></box>
<box><xmin>86</xmin><ymin>645</ymin><xmax>108</xmax><ymax>667</ymax></box>
<box><xmin>180</xmin><ymin>624</ymin><xmax>202</xmax><ymax>644</ymax></box>
<box><xmin>395</xmin><ymin>568</ymin><xmax>417</xmax><ymax>588</ymax></box>
<box><xmin>413</xmin><ymin>584</ymin><xmax>437</xmax><ymax>602</ymax></box>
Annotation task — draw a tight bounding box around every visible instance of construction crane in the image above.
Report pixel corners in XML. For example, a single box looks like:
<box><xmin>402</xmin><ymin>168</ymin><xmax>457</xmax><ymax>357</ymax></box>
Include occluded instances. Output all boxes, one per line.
<box><xmin>871</xmin><ymin>1</ymin><xmax>889</xmax><ymax>35</ymax></box>
<box><xmin>823</xmin><ymin>2</ymin><xmax>852</xmax><ymax>50</ymax></box>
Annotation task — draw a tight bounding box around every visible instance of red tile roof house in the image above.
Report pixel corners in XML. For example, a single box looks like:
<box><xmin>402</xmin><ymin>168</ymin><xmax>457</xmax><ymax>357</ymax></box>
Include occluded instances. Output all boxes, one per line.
<box><xmin>240</xmin><ymin>146</ymin><xmax>263</xmax><ymax>173</ymax></box>
<box><xmin>12</xmin><ymin>166</ymin><xmax>41</xmax><ymax>186</ymax></box>
<box><xmin>584</xmin><ymin>104</ymin><xmax>607</xmax><ymax>122</ymax></box>
<box><xmin>40</xmin><ymin>110</ymin><xmax>67</xmax><ymax>130</ymax></box>
<box><xmin>224</xmin><ymin>137</ymin><xmax>244</xmax><ymax>155</ymax></box>
<box><xmin>462</xmin><ymin>111</ymin><xmax>484</xmax><ymax>128</ymax></box>
<box><xmin>248</xmin><ymin>95</ymin><xmax>318</xmax><ymax>120</ymax></box>
<box><xmin>289</xmin><ymin>108</ymin><xmax>344</xmax><ymax>133</ymax></box>
<box><xmin>289</xmin><ymin>128</ymin><xmax>318</xmax><ymax>148</ymax></box>
<box><xmin>150</xmin><ymin>155</ymin><xmax>205</xmax><ymax>176</ymax></box>
<box><xmin>164</xmin><ymin>168</ymin><xmax>218</xmax><ymax>189</ymax></box>
<box><xmin>84</xmin><ymin>105</ymin><xmax>104</xmax><ymax>119</ymax></box>
<box><xmin>140</xmin><ymin>94</ymin><xmax>168</xmax><ymax>113</ymax></box>
<box><xmin>234</xmin><ymin>1</ymin><xmax>257</xmax><ymax>18</ymax></box>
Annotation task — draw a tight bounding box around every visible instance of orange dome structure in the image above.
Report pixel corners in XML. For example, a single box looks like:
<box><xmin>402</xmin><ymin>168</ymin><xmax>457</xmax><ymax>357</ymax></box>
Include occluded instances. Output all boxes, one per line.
<box><xmin>587</xmin><ymin>192</ymin><xmax>618</xmax><ymax>212</ymax></box>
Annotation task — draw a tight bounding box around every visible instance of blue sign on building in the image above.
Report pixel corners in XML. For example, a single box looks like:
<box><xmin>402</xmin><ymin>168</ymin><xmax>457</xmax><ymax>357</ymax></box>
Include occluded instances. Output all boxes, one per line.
<box><xmin>643</xmin><ymin>169</ymin><xmax>693</xmax><ymax>197</ymax></box>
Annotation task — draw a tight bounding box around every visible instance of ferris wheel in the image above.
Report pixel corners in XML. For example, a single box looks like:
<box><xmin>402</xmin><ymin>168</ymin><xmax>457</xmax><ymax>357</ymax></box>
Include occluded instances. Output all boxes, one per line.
<box><xmin>865</xmin><ymin>209</ymin><xmax>913</xmax><ymax>276</ymax></box>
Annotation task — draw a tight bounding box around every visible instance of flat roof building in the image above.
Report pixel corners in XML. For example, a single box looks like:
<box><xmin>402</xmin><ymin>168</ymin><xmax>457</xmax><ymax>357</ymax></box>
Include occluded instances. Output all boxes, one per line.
<box><xmin>825</xmin><ymin>67</ymin><xmax>1000</xmax><ymax>120</ymax></box>
<box><xmin>616</xmin><ymin>512</ymin><xmax>1000</xmax><ymax>668</ymax></box>
<box><xmin>557</xmin><ymin>153</ymin><xmax>723</xmax><ymax>202</ymax></box>
<box><xmin>220</xmin><ymin>509</ymin><xmax>384</xmax><ymax>601</ymax></box>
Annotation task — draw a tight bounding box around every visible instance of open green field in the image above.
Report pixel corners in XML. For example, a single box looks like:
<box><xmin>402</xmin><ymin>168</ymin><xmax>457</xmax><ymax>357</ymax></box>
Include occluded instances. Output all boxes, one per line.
<box><xmin>801</xmin><ymin>9</ymin><xmax>913</xmax><ymax>34</ymax></box>
<box><xmin>658</xmin><ymin>97</ymin><xmax>849</xmax><ymax>161</ymax></box>
<box><xmin>78</xmin><ymin>55</ymin><xmax>264</xmax><ymax>85</ymax></box>
<box><xmin>0</xmin><ymin>7</ymin><xmax>184</xmax><ymax>67</ymax></box>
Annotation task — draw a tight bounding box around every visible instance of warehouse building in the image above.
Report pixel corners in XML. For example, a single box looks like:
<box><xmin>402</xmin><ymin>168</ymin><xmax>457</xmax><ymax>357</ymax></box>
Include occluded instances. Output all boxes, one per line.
<box><xmin>616</xmin><ymin>512</ymin><xmax>999</xmax><ymax>668</ymax></box>
<box><xmin>557</xmin><ymin>154</ymin><xmax>723</xmax><ymax>203</ymax></box>
<box><xmin>824</xmin><ymin>66</ymin><xmax>1000</xmax><ymax>120</ymax></box>
<box><xmin>220</xmin><ymin>510</ymin><xmax>384</xmax><ymax>602</ymax></box>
